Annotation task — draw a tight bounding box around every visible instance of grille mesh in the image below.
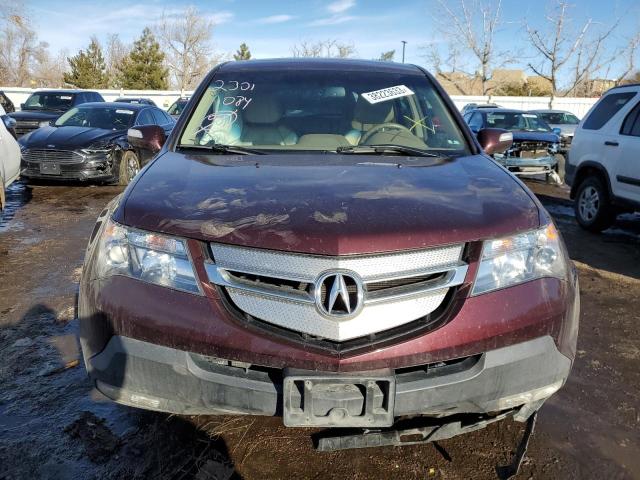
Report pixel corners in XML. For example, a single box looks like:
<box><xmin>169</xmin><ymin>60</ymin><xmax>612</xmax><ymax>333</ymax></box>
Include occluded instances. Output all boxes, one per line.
<box><xmin>22</xmin><ymin>149</ymin><xmax>85</xmax><ymax>164</ymax></box>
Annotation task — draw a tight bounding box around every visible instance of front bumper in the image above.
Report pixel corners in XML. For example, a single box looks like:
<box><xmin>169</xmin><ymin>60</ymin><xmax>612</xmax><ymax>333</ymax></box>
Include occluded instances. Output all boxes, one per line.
<box><xmin>21</xmin><ymin>160</ymin><xmax>115</xmax><ymax>181</ymax></box>
<box><xmin>495</xmin><ymin>155</ymin><xmax>558</xmax><ymax>175</ymax></box>
<box><xmin>86</xmin><ymin>334</ymin><xmax>571</xmax><ymax>424</ymax></box>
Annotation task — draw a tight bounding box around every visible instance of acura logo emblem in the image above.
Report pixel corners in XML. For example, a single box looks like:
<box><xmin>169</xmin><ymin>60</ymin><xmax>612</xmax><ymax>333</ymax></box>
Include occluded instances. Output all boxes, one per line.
<box><xmin>314</xmin><ymin>271</ymin><xmax>363</xmax><ymax>318</ymax></box>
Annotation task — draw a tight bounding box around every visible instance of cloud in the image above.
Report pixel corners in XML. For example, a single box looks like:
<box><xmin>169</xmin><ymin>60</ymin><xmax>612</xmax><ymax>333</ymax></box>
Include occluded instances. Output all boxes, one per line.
<box><xmin>255</xmin><ymin>14</ymin><xmax>295</xmax><ymax>24</ymax></box>
<box><xmin>327</xmin><ymin>0</ymin><xmax>356</xmax><ymax>14</ymax></box>
<box><xmin>204</xmin><ymin>11</ymin><xmax>235</xmax><ymax>25</ymax></box>
<box><xmin>308</xmin><ymin>15</ymin><xmax>357</xmax><ymax>27</ymax></box>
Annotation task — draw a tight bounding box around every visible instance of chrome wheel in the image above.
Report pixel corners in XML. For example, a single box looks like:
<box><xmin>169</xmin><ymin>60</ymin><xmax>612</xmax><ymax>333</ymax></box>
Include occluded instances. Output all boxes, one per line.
<box><xmin>127</xmin><ymin>155</ymin><xmax>140</xmax><ymax>179</ymax></box>
<box><xmin>578</xmin><ymin>185</ymin><xmax>599</xmax><ymax>221</ymax></box>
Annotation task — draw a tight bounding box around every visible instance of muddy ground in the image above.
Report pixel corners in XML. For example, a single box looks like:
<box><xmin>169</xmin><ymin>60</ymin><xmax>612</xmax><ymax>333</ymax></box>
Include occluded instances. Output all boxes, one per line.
<box><xmin>0</xmin><ymin>179</ymin><xmax>638</xmax><ymax>480</ymax></box>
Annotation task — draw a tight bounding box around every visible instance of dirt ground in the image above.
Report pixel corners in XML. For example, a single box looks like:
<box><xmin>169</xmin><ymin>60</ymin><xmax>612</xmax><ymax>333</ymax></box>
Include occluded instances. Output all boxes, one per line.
<box><xmin>0</xmin><ymin>179</ymin><xmax>638</xmax><ymax>480</ymax></box>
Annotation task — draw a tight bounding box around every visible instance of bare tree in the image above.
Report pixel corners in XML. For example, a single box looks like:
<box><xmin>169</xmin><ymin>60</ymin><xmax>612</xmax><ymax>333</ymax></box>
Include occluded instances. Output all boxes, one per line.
<box><xmin>614</xmin><ymin>33</ymin><xmax>640</xmax><ymax>85</ymax></box>
<box><xmin>105</xmin><ymin>34</ymin><xmax>129</xmax><ymax>88</ymax></box>
<box><xmin>525</xmin><ymin>1</ymin><xmax>619</xmax><ymax>102</ymax></box>
<box><xmin>32</xmin><ymin>48</ymin><xmax>67</xmax><ymax>87</ymax></box>
<box><xmin>156</xmin><ymin>7</ymin><xmax>222</xmax><ymax>92</ymax></box>
<box><xmin>423</xmin><ymin>0</ymin><xmax>513</xmax><ymax>95</ymax></box>
<box><xmin>0</xmin><ymin>2</ymin><xmax>49</xmax><ymax>86</ymax></box>
<box><xmin>291</xmin><ymin>39</ymin><xmax>355</xmax><ymax>58</ymax></box>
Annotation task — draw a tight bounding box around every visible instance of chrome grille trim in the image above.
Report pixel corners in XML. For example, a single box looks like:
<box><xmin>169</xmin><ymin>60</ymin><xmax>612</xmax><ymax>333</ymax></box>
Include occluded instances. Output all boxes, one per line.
<box><xmin>210</xmin><ymin>243</ymin><xmax>463</xmax><ymax>283</ymax></box>
<box><xmin>206</xmin><ymin>243</ymin><xmax>467</xmax><ymax>342</ymax></box>
<box><xmin>22</xmin><ymin>149</ymin><xmax>85</xmax><ymax>164</ymax></box>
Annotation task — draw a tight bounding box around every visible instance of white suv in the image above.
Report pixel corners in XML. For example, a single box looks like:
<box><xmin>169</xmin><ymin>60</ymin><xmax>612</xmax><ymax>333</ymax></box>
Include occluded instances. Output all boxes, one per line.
<box><xmin>0</xmin><ymin>104</ymin><xmax>21</xmax><ymax>210</ymax></box>
<box><xmin>567</xmin><ymin>84</ymin><xmax>640</xmax><ymax>231</ymax></box>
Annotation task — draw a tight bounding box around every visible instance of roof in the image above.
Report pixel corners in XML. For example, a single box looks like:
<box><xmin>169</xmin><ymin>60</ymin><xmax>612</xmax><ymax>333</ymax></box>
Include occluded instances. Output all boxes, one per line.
<box><xmin>218</xmin><ymin>58</ymin><xmax>424</xmax><ymax>74</ymax></box>
<box><xmin>468</xmin><ymin>107</ymin><xmax>524</xmax><ymax>114</ymax></box>
<box><xmin>32</xmin><ymin>90</ymin><xmax>97</xmax><ymax>94</ymax></box>
<box><xmin>528</xmin><ymin>109</ymin><xmax>573</xmax><ymax>114</ymax></box>
<box><xmin>75</xmin><ymin>102</ymin><xmax>148</xmax><ymax>110</ymax></box>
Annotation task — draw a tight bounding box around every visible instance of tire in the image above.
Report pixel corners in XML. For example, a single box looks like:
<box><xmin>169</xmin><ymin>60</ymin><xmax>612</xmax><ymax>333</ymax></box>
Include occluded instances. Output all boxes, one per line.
<box><xmin>118</xmin><ymin>151</ymin><xmax>141</xmax><ymax>186</ymax></box>
<box><xmin>574</xmin><ymin>176</ymin><xmax>616</xmax><ymax>232</ymax></box>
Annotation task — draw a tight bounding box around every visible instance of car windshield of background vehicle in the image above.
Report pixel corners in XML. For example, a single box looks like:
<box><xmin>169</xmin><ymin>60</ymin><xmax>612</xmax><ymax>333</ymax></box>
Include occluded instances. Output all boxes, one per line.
<box><xmin>487</xmin><ymin>112</ymin><xmax>551</xmax><ymax>132</ymax></box>
<box><xmin>55</xmin><ymin>106</ymin><xmax>136</xmax><ymax>130</ymax></box>
<box><xmin>178</xmin><ymin>70</ymin><xmax>470</xmax><ymax>155</ymax></box>
<box><xmin>23</xmin><ymin>93</ymin><xmax>74</xmax><ymax>111</ymax></box>
<box><xmin>168</xmin><ymin>100</ymin><xmax>188</xmax><ymax>115</ymax></box>
<box><xmin>539</xmin><ymin>112</ymin><xmax>580</xmax><ymax>125</ymax></box>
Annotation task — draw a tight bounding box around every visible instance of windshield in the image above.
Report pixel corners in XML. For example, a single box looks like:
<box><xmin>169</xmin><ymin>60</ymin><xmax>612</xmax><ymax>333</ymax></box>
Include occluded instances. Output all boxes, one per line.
<box><xmin>24</xmin><ymin>92</ymin><xmax>74</xmax><ymax>111</ymax></box>
<box><xmin>536</xmin><ymin>112</ymin><xmax>579</xmax><ymax>125</ymax></box>
<box><xmin>54</xmin><ymin>106</ymin><xmax>136</xmax><ymax>130</ymax></box>
<box><xmin>486</xmin><ymin>112</ymin><xmax>552</xmax><ymax>132</ymax></box>
<box><xmin>168</xmin><ymin>99</ymin><xmax>188</xmax><ymax>115</ymax></box>
<box><xmin>178</xmin><ymin>70</ymin><xmax>469</xmax><ymax>154</ymax></box>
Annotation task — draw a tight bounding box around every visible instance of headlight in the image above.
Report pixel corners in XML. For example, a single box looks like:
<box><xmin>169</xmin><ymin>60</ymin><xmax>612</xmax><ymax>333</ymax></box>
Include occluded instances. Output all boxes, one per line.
<box><xmin>96</xmin><ymin>219</ymin><xmax>201</xmax><ymax>294</ymax></box>
<box><xmin>81</xmin><ymin>147</ymin><xmax>112</xmax><ymax>155</ymax></box>
<box><xmin>472</xmin><ymin>223</ymin><xmax>567</xmax><ymax>295</ymax></box>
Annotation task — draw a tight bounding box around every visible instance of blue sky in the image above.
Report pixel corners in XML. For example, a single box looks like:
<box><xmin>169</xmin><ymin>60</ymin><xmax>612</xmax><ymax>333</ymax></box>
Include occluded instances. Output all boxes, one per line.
<box><xmin>28</xmin><ymin>0</ymin><xmax>639</xmax><ymax>79</ymax></box>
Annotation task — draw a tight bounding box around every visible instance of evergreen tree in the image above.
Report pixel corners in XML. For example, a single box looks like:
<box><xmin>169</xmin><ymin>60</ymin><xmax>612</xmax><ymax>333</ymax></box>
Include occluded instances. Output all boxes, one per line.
<box><xmin>233</xmin><ymin>43</ymin><xmax>252</xmax><ymax>61</ymax></box>
<box><xmin>118</xmin><ymin>28</ymin><xmax>168</xmax><ymax>89</ymax></box>
<box><xmin>378</xmin><ymin>50</ymin><xmax>395</xmax><ymax>62</ymax></box>
<box><xmin>63</xmin><ymin>38</ymin><xmax>108</xmax><ymax>88</ymax></box>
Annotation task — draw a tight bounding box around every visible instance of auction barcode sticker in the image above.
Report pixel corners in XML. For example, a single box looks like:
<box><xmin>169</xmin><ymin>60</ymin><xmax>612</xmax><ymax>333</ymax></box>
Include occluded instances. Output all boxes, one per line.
<box><xmin>361</xmin><ymin>85</ymin><xmax>415</xmax><ymax>104</ymax></box>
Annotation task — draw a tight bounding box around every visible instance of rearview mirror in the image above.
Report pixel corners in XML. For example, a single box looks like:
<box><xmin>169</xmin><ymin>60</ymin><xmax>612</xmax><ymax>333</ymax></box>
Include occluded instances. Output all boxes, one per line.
<box><xmin>477</xmin><ymin>128</ymin><xmax>513</xmax><ymax>156</ymax></box>
<box><xmin>128</xmin><ymin>125</ymin><xmax>166</xmax><ymax>154</ymax></box>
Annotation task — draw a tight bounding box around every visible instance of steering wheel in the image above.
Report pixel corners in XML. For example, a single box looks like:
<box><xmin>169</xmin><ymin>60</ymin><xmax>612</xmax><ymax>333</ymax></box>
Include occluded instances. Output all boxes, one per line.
<box><xmin>360</xmin><ymin>122</ymin><xmax>414</xmax><ymax>144</ymax></box>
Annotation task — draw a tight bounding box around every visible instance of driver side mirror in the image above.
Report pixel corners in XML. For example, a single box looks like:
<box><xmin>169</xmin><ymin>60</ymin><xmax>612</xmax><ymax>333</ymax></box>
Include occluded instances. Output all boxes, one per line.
<box><xmin>128</xmin><ymin>125</ymin><xmax>166</xmax><ymax>154</ymax></box>
<box><xmin>20</xmin><ymin>103</ymin><xmax>25</xmax><ymax>110</ymax></box>
<box><xmin>1</xmin><ymin>115</ymin><xmax>17</xmax><ymax>139</ymax></box>
<box><xmin>477</xmin><ymin>128</ymin><xmax>513</xmax><ymax>155</ymax></box>
<box><xmin>552</xmin><ymin>127</ymin><xmax>562</xmax><ymax>136</ymax></box>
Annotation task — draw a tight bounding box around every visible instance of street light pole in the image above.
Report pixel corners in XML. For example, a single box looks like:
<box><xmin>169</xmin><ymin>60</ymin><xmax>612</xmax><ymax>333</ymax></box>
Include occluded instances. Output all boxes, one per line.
<box><xmin>401</xmin><ymin>41</ymin><xmax>407</xmax><ymax>63</ymax></box>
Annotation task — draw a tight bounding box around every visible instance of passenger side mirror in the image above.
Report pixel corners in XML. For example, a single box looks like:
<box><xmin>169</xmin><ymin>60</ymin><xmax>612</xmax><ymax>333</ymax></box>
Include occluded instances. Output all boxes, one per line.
<box><xmin>20</xmin><ymin>103</ymin><xmax>25</xmax><ymax>110</ymax></box>
<box><xmin>128</xmin><ymin>125</ymin><xmax>166</xmax><ymax>154</ymax></box>
<box><xmin>477</xmin><ymin>128</ymin><xmax>513</xmax><ymax>155</ymax></box>
<box><xmin>552</xmin><ymin>127</ymin><xmax>562</xmax><ymax>136</ymax></box>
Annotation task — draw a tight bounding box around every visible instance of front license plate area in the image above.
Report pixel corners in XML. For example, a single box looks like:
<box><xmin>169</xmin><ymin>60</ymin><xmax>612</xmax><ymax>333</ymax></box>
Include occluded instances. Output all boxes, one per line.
<box><xmin>283</xmin><ymin>372</ymin><xmax>395</xmax><ymax>427</ymax></box>
<box><xmin>40</xmin><ymin>162</ymin><xmax>61</xmax><ymax>175</ymax></box>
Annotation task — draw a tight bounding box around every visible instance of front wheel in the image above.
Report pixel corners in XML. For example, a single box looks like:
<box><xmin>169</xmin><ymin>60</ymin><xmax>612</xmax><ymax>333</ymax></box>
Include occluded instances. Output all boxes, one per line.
<box><xmin>574</xmin><ymin>176</ymin><xmax>615</xmax><ymax>232</ymax></box>
<box><xmin>118</xmin><ymin>151</ymin><xmax>141</xmax><ymax>186</ymax></box>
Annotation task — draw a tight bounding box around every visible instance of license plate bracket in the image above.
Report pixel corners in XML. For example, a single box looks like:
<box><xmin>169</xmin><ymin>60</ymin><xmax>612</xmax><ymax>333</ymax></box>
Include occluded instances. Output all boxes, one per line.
<box><xmin>39</xmin><ymin>162</ymin><xmax>61</xmax><ymax>175</ymax></box>
<box><xmin>283</xmin><ymin>371</ymin><xmax>395</xmax><ymax>427</ymax></box>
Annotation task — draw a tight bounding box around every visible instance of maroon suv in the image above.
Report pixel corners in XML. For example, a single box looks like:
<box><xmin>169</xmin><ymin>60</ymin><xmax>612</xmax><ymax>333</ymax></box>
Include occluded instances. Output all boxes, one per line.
<box><xmin>79</xmin><ymin>59</ymin><xmax>579</xmax><ymax>444</ymax></box>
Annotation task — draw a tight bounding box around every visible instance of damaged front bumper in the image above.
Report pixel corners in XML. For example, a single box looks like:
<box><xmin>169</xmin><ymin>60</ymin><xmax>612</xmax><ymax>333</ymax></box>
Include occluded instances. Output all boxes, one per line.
<box><xmin>493</xmin><ymin>154</ymin><xmax>558</xmax><ymax>175</ymax></box>
<box><xmin>86</xmin><ymin>334</ymin><xmax>571</xmax><ymax>434</ymax></box>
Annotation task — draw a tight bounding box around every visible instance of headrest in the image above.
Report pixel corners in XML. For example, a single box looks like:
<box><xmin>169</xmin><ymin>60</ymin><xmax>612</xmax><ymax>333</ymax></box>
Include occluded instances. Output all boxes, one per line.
<box><xmin>244</xmin><ymin>96</ymin><xmax>283</xmax><ymax>124</ymax></box>
<box><xmin>353</xmin><ymin>95</ymin><xmax>394</xmax><ymax>125</ymax></box>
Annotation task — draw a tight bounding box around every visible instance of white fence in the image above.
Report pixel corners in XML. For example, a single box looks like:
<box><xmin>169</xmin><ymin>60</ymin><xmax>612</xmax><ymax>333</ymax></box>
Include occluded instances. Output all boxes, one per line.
<box><xmin>0</xmin><ymin>87</ymin><xmax>599</xmax><ymax>118</ymax></box>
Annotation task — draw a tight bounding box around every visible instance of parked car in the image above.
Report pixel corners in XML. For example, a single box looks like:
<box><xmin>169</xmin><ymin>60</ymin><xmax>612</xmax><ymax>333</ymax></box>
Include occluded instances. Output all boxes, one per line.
<box><xmin>8</xmin><ymin>90</ymin><xmax>104</xmax><ymax>138</ymax></box>
<box><xmin>0</xmin><ymin>105</ymin><xmax>21</xmax><ymax>210</ymax></box>
<box><xmin>114</xmin><ymin>97</ymin><xmax>157</xmax><ymax>106</ymax></box>
<box><xmin>460</xmin><ymin>102</ymin><xmax>501</xmax><ymax>115</ymax></box>
<box><xmin>464</xmin><ymin>107</ymin><xmax>564</xmax><ymax>182</ymax></box>
<box><xmin>20</xmin><ymin>102</ymin><xmax>174</xmax><ymax>185</ymax></box>
<box><xmin>79</xmin><ymin>59</ymin><xmax>578</xmax><ymax>448</ymax></box>
<box><xmin>0</xmin><ymin>90</ymin><xmax>15</xmax><ymax>113</ymax></box>
<box><xmin>529</xmin><ymin>109</ymin><xmax>579</xmax><ymax>151</ymax></box>
<box><xmin>167</xmin><ymin>97</ymin><xmax>190</xmax><ymax>119</ymax></box>
<box><xmin>566</xmin><ymin>84</ymin><xmax>640</xmax><ymax>231</ymax></box>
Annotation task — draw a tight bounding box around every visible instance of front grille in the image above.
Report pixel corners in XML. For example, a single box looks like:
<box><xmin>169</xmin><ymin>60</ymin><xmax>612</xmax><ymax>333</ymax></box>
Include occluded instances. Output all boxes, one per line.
<box><xmin>511</xmin><ymin>141</ymin><xmax>551</xmax><ymax>159</ymax></box>
<box><xmin>15</xmin><ymin>121</ymin><xmax>41</xmax><ymax>137</ymax></box>
<box><xmin>205</xmin><ymin>243</ymin><xmax>468</xmax><ymax>343</ymax></box>
<box><xmin>22</xmin><ymin>149</ymin><xmax>85</xmax><ymax>164</ymax></box>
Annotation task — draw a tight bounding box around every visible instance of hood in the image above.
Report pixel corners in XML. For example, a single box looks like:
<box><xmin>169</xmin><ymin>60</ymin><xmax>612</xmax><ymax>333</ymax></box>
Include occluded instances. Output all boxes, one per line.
<box><xmin>9</xmin><ymin>110</ymin><xmax>61</xmax><ymax>121</ymax></box>
<box><xmin>548</xmin><ymin>124</ymin><xmax>576</xmax><ymax>136</ymax></box>
<box><xmin>116</xmin><ymin>152</ymin><xmax>541</xmax><ymax>255</ymax></box>
<box><xmin>510</xmin><ymin>131</ymin><xmax>560</xmax><ymax>143</ymax></box>
<box><xmin>510</xmin><ymin>131</ymin><xmax>559</xmax><ymax>143</ymax></box>
<box><xmin>21</xmin><ymin>126</ymin><xmax>124</xmax><ymax>150</ymax></box>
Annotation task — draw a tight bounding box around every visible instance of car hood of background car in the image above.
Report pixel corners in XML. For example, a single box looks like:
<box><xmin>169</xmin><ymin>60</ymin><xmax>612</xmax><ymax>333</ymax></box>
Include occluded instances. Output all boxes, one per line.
<box><xmin>511</xmin><ymin>131</ymin><xmax>560</xmax><ymax>143</ymax></box>
<box><xmin>9</xmin><ymin>110</ymin><xmax>61</xmax><ymax>122</ymax></box>
<box><xmin>21</xmin><ymin>126</ymin><xmax>124</xmax><ymax>149</ymax></box>
<box><xmin>115</xmin><ymin>152</ymin><xmax>542</xmax><ymax>255</ymax></box>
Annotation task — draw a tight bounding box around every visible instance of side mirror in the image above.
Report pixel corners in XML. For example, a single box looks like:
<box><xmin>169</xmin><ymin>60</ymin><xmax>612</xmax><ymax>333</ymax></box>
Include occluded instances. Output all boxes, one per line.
<box><xmin>1</xmin><ymin>115</ymin><xmax>17</xmax><ymax>139</ymax></box>
<box><xmin>477</xmin><ymin>128</ymin><xmax>513</xmax><ymax>156</ymax></box>
<box><xmin>128</xmin><ymin>125</ymin><xmax>166</xmax><ymax>154</ymax></box>
<box><xmin>552</xmin><ymin>127</ymin><xmax>562</xmax><ymax>136</ymax></box>
<box><xmin>20</xmin><ymin>103</ymin><xmax>25</xmax><ymax>110</ymax></box>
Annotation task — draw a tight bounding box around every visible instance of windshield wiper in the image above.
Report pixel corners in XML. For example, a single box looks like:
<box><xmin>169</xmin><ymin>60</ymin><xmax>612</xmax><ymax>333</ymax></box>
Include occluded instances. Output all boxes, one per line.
<box><xmin>336</xmin><ymin>144</ymin><xmax>444</xmax><ymax>158</ymax></box>
<box><xmin>177</xmin><ymin>144</ymin><xmax>266</xmax><ymax>155</ymax></box>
